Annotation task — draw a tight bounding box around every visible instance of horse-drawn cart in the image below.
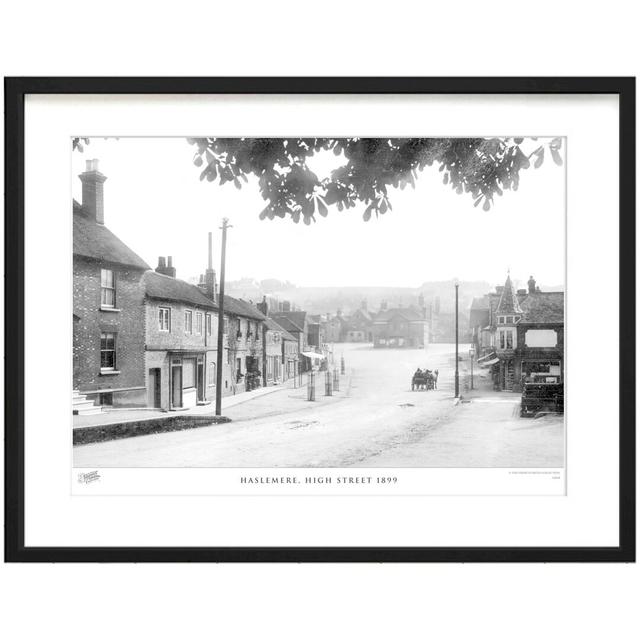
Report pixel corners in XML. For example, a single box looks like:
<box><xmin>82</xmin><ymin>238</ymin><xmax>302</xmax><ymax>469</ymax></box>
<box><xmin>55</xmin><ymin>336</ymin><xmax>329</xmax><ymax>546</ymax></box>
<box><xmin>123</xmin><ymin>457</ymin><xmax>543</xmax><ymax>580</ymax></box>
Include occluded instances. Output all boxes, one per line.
<box><xmin>411</xmin><ymin>370</ymin><xmax>437</xmax><ymax>391</ymax></box>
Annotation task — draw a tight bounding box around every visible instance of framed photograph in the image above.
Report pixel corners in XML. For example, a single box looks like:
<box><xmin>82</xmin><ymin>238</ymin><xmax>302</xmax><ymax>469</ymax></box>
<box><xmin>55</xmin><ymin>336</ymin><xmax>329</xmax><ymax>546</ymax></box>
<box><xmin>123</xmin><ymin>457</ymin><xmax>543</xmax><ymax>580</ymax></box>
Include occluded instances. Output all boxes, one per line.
<box><xmin>4</xmin><ymin>77</ymin><xmax>635</xmax><ymax>562</ymax></box>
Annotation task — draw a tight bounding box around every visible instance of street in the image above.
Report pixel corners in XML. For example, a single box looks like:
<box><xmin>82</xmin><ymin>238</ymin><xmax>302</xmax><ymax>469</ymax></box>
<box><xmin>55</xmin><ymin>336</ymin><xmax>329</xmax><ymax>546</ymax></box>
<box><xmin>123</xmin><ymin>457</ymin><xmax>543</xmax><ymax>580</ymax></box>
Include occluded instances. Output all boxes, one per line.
<box><xmin>73</xmin><ymin>342</ymin><xmax>564</xmax><ymax>468</ymax></box>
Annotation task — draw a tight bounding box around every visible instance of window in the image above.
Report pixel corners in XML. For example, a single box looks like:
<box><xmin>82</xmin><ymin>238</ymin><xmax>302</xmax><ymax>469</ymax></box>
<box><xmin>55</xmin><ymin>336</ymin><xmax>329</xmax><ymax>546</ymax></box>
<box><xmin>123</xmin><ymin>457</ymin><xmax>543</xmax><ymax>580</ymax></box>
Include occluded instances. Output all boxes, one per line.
<box><xmin>158</xmin><ymin>307</ymin><xmax>171</xmax><ymax>332</ymax></box>
<box><xmin>209</xmin><ymin>361</ymin><xmax>216</xmax><ymax>385</ymax></box>
<box><xmin>182</xmin><ymin>358</ymin><xmax>196</xmax><ymax>388</ymax></box>
<box><xmin>498</xmin><ymin>316</ymin><xmax>505</xmax><ymax>324</ymax></box>
<box><xmin>184</xmin><ymin>310</ymin><xmax>193</xmax><ymax>334</ymax></box>
<box><xmin>100</xmin><ymin>269</ymin><xmax>115</xmax><ymax>307</ymax></box>
<box><xmin>223</xmin><ymin>318</ymin><xmax>229</xmax><ymax>334</ymax></box>
<box><xmin>100</xmin><ymin>332</ymin><xmax>116</xmax><ymax>370</ymax></box>
<box><xmin>196</xmin><ymin>312</ymin><xmax>203</xmax><ymax>335</ymax></box>
<box><xmin>506</xmin><ymin>330</ymin><xmax>514</xmax><ymax>349</ymax></box>
<box><xmin>206</xmin><ymin>314</ymin><xmax>212</xmax><ymax>336</ymax></box>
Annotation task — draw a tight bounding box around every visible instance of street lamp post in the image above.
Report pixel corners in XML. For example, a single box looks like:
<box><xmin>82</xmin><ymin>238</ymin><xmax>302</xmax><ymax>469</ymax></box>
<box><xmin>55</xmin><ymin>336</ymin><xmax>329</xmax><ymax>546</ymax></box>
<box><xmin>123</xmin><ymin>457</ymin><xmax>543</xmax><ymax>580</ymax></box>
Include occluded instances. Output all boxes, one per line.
<box><xmin>215</xmin><ymin>218</ymin><xmax>231</xmax><ymax>416</ymax></box>
<box><xmin>454</xmin><ymin>282</ymin><xmax>459</xmax><ymax>398</ymax></box>
<box><xmin>469</xmin><ymin>346</ymin><xmax>475</xmax><ymax>391</ymax></box>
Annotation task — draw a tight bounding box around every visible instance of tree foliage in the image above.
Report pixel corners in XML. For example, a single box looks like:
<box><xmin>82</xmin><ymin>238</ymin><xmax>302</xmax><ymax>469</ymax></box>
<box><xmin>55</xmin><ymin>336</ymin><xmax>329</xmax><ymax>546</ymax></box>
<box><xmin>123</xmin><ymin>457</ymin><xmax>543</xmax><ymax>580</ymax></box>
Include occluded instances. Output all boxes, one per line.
<box><xmin>187</xmin><ymin>137</ymin><xmax>563</xmax><ymax>223</ymax></box>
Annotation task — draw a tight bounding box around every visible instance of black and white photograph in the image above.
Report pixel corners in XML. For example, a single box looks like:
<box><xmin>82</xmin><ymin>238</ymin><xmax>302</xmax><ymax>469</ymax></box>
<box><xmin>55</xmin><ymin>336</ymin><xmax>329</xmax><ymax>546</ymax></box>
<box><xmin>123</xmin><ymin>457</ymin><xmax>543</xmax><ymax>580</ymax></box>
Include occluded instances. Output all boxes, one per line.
<box><xmin>71</xmin><ymin>135</ymin><xmax>566</xmax><ymax>473</ymax></box>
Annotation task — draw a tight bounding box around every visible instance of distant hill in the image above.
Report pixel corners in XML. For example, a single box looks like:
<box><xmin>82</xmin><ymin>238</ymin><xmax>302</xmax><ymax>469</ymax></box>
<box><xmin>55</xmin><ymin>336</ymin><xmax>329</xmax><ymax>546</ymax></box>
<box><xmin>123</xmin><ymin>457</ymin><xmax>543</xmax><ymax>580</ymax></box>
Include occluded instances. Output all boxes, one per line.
<box><xmin>224</xmin><ymin>279</ymin><xmax>500</xmax><ymax>315</ymax></box>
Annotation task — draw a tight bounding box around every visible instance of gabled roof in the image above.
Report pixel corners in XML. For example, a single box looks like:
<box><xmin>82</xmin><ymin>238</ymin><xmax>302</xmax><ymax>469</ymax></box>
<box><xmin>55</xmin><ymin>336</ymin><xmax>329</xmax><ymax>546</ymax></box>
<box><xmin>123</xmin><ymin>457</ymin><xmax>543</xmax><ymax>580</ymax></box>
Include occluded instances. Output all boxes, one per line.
<box><xmin>144</xmin><ymin>271</ymin><xmax>217</xmax><ymax>309</ymax></box>
<box><xmin>271</xmin><ymin>311</ymin><xmax>306</xmax><ymax>333</ymax></box>
<box><xmin>496</xmin><ymin>275</ymin><xmax>523</xmax><ymax>315</ymax></box>
<box><xmin>352</xmin><ymin>308</ymin><xmax>373</xmax><ymax>322</ymax></box>
<box><xmin>224</xmin><ymin>296</ymin><xmax>267</xmax><ymax>321</ymax></box>
<box><xmin>270</xmin><ymin>314</ymin><xmax>304</xmax><ymax>334</ymax></box>
<box><xmin>265</xmin><ymin>317</ymin><xmax>297</xmax><ymax>342</ymax></box>
<box><xmin>520</xmin><ymin>292</ymin><xmax>564</xmax><ymax>324</ymax></box>
<box><xmin>471</xmin><ymin>296</ymin><xmax>490</xmax><ymax>311</ymax></box>
<box><xmin>374</xmin><ymin>307</ymin><xmax>424</xmax><ymax>323</ymax></box>
<box><xmin>73</xmin><ymin>205</ymin><xmax>149</xmax><ymax>271</ymax></box>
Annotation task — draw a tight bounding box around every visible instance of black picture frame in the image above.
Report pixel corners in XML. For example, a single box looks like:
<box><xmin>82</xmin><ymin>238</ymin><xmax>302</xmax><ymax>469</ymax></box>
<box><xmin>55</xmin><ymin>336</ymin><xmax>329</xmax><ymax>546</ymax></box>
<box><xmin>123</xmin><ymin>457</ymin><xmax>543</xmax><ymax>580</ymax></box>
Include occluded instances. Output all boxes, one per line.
<box><xmin>4</xmin><ymin>77</ymin><xmax>635</xmax><ymax>563</ymax></box>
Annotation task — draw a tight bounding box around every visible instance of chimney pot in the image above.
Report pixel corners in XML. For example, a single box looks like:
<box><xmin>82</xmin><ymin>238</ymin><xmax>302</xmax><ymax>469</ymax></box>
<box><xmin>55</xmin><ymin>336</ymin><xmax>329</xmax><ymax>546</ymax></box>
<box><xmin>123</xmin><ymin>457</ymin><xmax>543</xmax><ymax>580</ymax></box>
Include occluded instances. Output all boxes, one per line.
<box><xmin>79</xmin><ymin>158</ymin><xmax>107</xmax><ymax>224</ymax></box>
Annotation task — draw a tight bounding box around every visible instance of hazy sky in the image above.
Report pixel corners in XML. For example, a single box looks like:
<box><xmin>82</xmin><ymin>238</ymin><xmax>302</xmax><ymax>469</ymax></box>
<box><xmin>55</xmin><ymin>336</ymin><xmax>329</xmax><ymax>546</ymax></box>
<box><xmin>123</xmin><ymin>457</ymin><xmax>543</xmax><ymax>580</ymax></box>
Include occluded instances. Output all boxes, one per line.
<box><xmin>72</xmin><ymin>137</ymin><xmax>565</xmax><ymax>290</ymax></box>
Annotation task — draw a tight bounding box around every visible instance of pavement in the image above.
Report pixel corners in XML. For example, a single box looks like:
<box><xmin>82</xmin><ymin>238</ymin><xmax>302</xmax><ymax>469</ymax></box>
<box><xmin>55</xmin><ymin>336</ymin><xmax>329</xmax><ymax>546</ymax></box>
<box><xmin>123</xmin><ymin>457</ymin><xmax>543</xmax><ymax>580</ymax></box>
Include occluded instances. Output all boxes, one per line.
<box><xmin>73</xmin><ymin>342</ymin><xmax>564</xmax><ymax>468</ymax></box>
<box><xmin>73</xmin><ymin>376</ymin><xmax>302</xmax><ymax>428</ymax></box>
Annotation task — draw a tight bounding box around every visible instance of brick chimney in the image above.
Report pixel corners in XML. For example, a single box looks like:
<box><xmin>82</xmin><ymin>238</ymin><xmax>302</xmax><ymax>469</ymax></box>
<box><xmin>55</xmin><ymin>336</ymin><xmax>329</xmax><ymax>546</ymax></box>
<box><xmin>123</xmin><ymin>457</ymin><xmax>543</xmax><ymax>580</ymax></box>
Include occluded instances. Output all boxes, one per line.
<box><xmin>79</xmin><ymin>159</ymin><xmax>107</xmax><ymax>224</ymax></box>
<box><xmin>528</xmin><ymin>275</ymin><xmax>537</xmax><ymax>294</ymax></box>
<box><xmin>257</xmin><ymin>295</ymin><xmax>268</xmax><ymax>316</ymax></box>
<box><xmin>204</xmin><ymin>231</ymin><xmax>217</xmax><ymax>302</ymax></box>
<box><xmin>282</xmin><ymin>300</ymin><xmax>291</xmax><ymax>312</ymax></box>
<box><xmin>155</xmin><ymin>256</ymin><xmax>176</xmax><ymax>278</ymax></box>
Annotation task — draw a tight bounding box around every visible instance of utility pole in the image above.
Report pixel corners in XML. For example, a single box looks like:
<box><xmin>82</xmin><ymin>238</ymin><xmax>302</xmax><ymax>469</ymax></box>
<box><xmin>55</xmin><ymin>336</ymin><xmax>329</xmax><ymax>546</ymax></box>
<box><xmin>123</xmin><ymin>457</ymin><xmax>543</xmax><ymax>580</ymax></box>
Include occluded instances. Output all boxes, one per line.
<box><xmin>454</xmin><ymin>282</ymin><xmax>459</xmax><ymax>398</ymax></box>
<box><xmin>215</xmin><ymin>218</ymin><xmax>231</xmax><ymax>416</ymax></box>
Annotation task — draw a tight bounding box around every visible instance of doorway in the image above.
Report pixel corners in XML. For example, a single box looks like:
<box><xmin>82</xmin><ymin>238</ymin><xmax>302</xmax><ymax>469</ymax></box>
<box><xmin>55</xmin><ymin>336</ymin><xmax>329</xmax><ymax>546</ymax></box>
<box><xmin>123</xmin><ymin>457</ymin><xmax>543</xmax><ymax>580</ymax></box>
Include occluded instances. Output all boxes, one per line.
<box><xmin>148</xmin><ymin>368</ymin><xmax>161</xmax><ymax>408</ymax></box>
<box><xmin>171</xmin><ymin>365</ymin><xmax>183</xmax><ymax>408</ymax></box>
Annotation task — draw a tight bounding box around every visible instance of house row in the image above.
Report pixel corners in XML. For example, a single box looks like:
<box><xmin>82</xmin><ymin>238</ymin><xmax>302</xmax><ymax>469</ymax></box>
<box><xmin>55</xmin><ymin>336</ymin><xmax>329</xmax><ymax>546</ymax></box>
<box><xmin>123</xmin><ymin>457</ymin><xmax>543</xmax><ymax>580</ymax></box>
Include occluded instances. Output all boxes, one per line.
<box><xmin>320</xmin><ymin>297</ymin><xmax>430</xmax><ymax>349</ymax></box>
<box><xmin>469</xmin><ymin>273</ymin><xmax>564</xmax><ymax>392</ymax></box>
<box><xmin>72</xmin><ymin>160</ymin><xmax>303</xmax><ymax>413</ymax></box>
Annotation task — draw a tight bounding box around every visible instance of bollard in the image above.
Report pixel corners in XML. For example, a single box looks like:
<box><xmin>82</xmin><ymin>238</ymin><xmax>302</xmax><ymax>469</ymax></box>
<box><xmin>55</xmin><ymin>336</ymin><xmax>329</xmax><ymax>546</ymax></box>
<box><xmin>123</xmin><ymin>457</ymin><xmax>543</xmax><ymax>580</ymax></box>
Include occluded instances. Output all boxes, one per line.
<box><xmin>340</xmin><ymin>356</ymin><xmax>345</xmax><ymax>375</ymax></box>
<box><xmin>307</xmin><ymin>370</ymin><xmax>316</xmax><ymax>401</ymax></box>
<box><xmin>325</xmin><ymin>370</ymin><xmax>332</xmax><ymax>396</ymax></box>
<box><xmin>333</xmin><ymin>368</ymin><xmax>340</xmax><ymax>392</ymax></box>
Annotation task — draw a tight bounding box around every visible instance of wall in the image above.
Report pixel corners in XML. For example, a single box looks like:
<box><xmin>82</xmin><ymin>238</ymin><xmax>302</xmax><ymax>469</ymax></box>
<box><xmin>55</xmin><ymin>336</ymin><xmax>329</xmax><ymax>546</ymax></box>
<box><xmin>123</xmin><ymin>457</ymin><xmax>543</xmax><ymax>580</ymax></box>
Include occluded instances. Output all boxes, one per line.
<box><xmin>73</xmin><ymin>257</ymin><xmax>146</xmax><ymax>406</ymax></box>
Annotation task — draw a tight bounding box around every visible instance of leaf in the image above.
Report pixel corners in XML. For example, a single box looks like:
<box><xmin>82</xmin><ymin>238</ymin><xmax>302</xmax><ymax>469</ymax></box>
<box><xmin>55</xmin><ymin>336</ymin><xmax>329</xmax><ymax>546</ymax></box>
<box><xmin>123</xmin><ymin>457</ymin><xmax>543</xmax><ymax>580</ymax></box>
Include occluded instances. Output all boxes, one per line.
<box><xmin>550</xmin><ymin>147</ymin><xmax>563</xmax><ymax>166</ymax></box>
<box><xmin>363</xmin><ymin>202</ymin><xmax>374</xmax><ymax>221</ymax></box>
<box><xmin>194</xmin><ymin>155</ymin><xmax>203</xmax><ymax>167</ymax></box>
<box><xmin>474</xmin><ymin>196</ymin><xmax>483</xmax><ymax>208</ymax></box>
<box><xmin>317</xmin><ymin>198</ymin><xmax>328</xmax><ymax>217</ymax></box>
<box><xmin>514</xmin><ymin>137</ymin><xmax>524</xmax><ymax>144</ymax></box>
<box><xmin>483</xmin><ymin>198</ymin><xmax>491</xmax><ymax>212</ymax></box>
<box><xmin>533</xmin><ymin>148</ymin><xmax>544</xmax><ymax>169</ymax></box>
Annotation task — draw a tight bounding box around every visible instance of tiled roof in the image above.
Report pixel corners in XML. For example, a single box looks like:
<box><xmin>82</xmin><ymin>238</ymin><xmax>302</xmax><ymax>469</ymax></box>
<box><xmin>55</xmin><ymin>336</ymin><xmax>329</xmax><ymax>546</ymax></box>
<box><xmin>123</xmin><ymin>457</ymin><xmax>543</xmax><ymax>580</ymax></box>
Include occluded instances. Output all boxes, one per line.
<box><xmin>374</xmin><ymin>307</ymin><xmax>424</xmax><ymax>323</ymax></box>
<box><xmin>352</xmin><ymin>308</ymin><xmax>373</xmax><ymax>322</ymax></box>
<box><xmin>224</xmin><ymin>296</ymin><xmax>267</xmax><ymax>321</ymax></box>
<box><xmin>470</xmin><ymin>296</ymin><xmax>490</xmax><ymax>310</ymax></box>
<box><xmin>270</xmin><ymin>314</ymin><xmax>304</xmax><ymax>334</ymax></box>
<box><xmin>73</xmin><ymin>206</ymin><xmax>149</xmax><ymax>271</ymax></box>
<box><xmin>520</xmin><ymin>292</ymin><xmax>564</xmax><ymax>324</ymax></box>
<box><xmin>496</xmin><ymin>275</ymin><xmax>523</xmax><ymax>315</ymax></box>
<box><xmin>144</xmin><ymin>271</ymin><xmax>217</xmax><ymax>309</ymax></box>
<box><xmin>265</xmin><ymin>317</ymin><xmax>297</xmax><ymax>342</ymax></box>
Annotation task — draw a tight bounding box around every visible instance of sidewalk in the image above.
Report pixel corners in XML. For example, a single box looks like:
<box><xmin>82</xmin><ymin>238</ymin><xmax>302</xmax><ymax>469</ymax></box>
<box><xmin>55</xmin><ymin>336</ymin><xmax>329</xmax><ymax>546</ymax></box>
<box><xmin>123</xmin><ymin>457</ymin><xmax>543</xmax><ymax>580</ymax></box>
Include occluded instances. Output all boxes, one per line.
<box><xmin>73</xmin><ymin>374</ymin><xmax>305</xmax><ymax>429</ymax></box>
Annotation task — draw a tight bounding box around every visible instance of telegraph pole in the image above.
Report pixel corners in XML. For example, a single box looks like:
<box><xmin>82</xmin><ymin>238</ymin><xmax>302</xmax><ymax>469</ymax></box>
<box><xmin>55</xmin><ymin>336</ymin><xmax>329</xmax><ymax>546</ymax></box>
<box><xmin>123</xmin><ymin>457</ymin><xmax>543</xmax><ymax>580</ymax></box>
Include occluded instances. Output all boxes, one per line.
<box><xmin>454</xmin><ymin>282</ymin><xmax>460</xmax><ymax>398</ymax></box>
<box><xmin>215</xmin><ymin>218</ymin><xmax>231</xmax><ymax>416</ymax></box>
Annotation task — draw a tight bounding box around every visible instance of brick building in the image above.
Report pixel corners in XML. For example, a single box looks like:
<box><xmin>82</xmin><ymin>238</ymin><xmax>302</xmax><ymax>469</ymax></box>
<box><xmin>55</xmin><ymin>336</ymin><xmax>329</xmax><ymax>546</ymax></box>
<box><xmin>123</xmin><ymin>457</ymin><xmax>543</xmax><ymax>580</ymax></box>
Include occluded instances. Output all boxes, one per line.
<box><xmin>73</xmin><ymin>160</ymin><xmax>150</xmax><ymax>411</ymax></box>
<box><xmin>144</xmin><ymin>263</ymin><xmax>219</xmax><ymax>409</ymax></box>
<box><xmin>372</xmin><ymin>306</ymin><xmax>427</xmax><ymax>348</ymax></box>
<box><xmin>270</xmin><ymin>310</ymin><xmax>311</xmax><ymax>371</ymax></box>
<box><xmin>477</xmin><ymin>274</ymin><xmax>564</xmax><ymax>392</ymax></box>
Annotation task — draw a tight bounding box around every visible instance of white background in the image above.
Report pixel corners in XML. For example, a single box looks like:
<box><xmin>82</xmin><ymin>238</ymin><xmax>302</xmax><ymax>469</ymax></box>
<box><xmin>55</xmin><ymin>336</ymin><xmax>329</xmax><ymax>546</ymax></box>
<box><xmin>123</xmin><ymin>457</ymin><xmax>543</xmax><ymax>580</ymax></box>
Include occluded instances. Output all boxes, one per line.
<box><xmin>1</xmin><ymin>2</ymin><xmax>638</xmax><ymax>640</ymax></box>
<box><xmin>26</xmin><ymin>94</ymin><xmax>604</xmax><ymax>547</ymax></box>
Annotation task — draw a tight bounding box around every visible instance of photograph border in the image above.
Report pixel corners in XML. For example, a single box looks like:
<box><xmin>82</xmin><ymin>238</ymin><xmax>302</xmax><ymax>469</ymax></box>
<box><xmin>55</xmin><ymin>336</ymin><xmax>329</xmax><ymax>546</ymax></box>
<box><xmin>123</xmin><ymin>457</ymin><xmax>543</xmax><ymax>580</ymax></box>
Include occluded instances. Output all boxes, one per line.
<box><xmin>4</xmin><ymin>76</ymin><xmax>635</xmax><ymax>562</ymax></box>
